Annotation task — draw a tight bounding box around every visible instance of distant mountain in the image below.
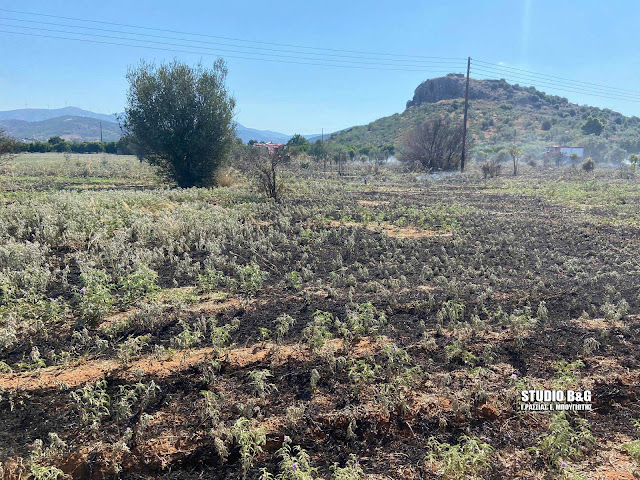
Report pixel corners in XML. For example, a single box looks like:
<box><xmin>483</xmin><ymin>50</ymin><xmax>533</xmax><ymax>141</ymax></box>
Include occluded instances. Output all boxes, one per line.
<box><xmin>0</xmin><ymin>107</ymin><xmax>118</xmax><ymax>123</ymax></box>
<box><xmin>234</xmin><ymin>123</ymin><xmax>328</xmax><ymax>144</ymax></box>
<box><xmin>0</xmin><ymin>107</ymin><xmax>329</xmax><ymax>144</ymax></box>
<box><xmin>234</xmin><ymin>123</ymin><xmax>290</xmax><ymax>144</ymax></box>
<box><xmin>0</xmin><ymin>117</ymin><xmax>121</xmax><ymax>142</ymax></box>
<box><xmin>328</xmin><ymin>74</ymin><xmax>640</xmax><ymax>162</ymax></box>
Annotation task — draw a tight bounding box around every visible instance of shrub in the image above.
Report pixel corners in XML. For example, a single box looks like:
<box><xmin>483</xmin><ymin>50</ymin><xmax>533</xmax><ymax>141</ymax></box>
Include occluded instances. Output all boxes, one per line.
<box><xmin>274</xmin><ymin>313</ymin><xmax>295</xmax><ymax>343</ymax></box>
<box><xmin>77</xmin><ymin>268</ymin><xmax>114</xmax><ymax>324</ymax></box>
<box><xmin>331</xmin><ymin>454</ymin><xmax>365</xmax><ymax>480</ymax></box>
<box><xmin>231</xmin><ymin>417</ymin><xmax>267</xmax><ymax>477</ymax></box>
<box><xmin>623</xmin><ymin>439</ymin><xmax>640</xmax><ymax>465</ymax></box>
<box><xmin>198</xmin><ymin>268</ymin><xmax>226</xmax><ymax>292</ymax></box>
<box><xmin>530</xmin><ymin>412</ymin><xmax>594</xmax><ymax>469</ymax></box>
<box><xmin>237</xmin><ymin>263</ymin><xmax>268</xmax><ymax>297</ymax></box>
<box><xmin>119</xmin><ymin>265</ymin><xmax>159</xmax><ymax>305</ymax></box>
<box><xmin>581</xmin><ymin>116</ymin><xmax>604</xmax><ymax>136</ymax></box>
<box><xmin>71</xmin><ymin>380</ymin><xmax>110</xmax><ymax>428</ymax></box>
<box><xmin>425</xmin><ymin>435</ymin><xmax>493</xmax><ymax>479</ymax></box>
<box><xmin>247</xmin><ymin>369</ymin><xmax>277</xmax><ymax>398</ymax></box>
<box><xmin>216</xmin><ymin>167</ymin><xmax>237</xmax><ymax>187</ymax></box>
<box><xmin>285</xmin><ymin>271</ymin><xmax>302</xmax><ymax>290</ymax></box>
<box><xmin>582</xmin><ymin>156</ymin><xmax>595</xmax><ymax>172</ymax></box>
<box><xmin>481</xmin><ymin>160</ymin><xmax>501</xmax><ymax>179</ymax></box>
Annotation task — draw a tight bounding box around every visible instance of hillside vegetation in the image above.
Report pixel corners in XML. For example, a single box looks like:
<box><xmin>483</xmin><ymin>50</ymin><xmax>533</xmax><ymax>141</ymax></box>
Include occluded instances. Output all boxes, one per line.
<box><xmin>329</xmin><ymin>74</ymin><xmax>640</xmax><ymax>162</ymax></box>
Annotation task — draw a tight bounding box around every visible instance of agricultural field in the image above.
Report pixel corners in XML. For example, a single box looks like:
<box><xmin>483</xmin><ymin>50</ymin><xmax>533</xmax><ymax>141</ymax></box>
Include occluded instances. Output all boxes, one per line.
<box><xmin>2</xmin><ymin>153</ymin><xmax>640</xmax><ymax>480</ymax></box>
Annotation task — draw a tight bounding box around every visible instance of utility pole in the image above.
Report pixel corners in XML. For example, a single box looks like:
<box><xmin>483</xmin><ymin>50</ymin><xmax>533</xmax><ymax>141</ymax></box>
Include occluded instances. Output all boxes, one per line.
<box><xmin>100</xmin><ymin>121</ymin><xmax>103</xmax><ymax>143</ymax></box>
<box><xmin>460</xmin><ymin>56</ymin><xmax>471</xmax><ymax>172</ymax></box>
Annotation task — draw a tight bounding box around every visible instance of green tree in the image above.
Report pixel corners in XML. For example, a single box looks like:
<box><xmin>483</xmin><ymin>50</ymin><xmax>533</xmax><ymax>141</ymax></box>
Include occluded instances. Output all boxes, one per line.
<box><xmin>630</xmin><ymin>153</ymin><xmax>638</xmax><ymax>171</ymax></box>
<box><xmin>286</xmin><ymin>134</ymin><xmax>310</xmax><ymax>158</ymax></box>
<box><xmin>581</xmin><ymin>116</ymin><xmax>605</xmax><ymax>136</ymax></box>
<box><xmin>508</xmin><ymin>146</ymin><xmax>522</xmax><ymax>175</ymax></box>
<box><xmin>570</xmin><ymin>153</ymin><xmax>579</xmax><ymax>168</ymax></box>
<box><xmin>310</xmin><ymin>140</ymin><xmax>328</xmax><ymax>171</ymax></box>
<box><xmin>381</xmin><ymin>144</ymin><xmax>395</xmax><ymax>157</ymax></box>
<box><xmin>122</xmin><ymin>58</ymin><xmax>236</xmax><ymax>187</ymax></box>
<box><xmin>52</xmin><ymin>141</ymin><xmax>71</xmax><ymax>153</ymax></box>
<box><xmin>286</xmin><ymin>134</ymin><xmax>310</xmax><ymax>150</ymax></box>
<box><xmin>496</xmin><ymin>149</ymin><xmax>510</xmax><ymax>165</ymax></box>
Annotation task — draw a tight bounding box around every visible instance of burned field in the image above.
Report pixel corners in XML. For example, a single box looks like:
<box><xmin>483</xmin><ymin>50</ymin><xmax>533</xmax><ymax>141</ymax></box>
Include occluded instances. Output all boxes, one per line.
<box><xmin>1</xmin><ymin>157</ymin><xmax>640</xmax><ymax>479</ymax></box>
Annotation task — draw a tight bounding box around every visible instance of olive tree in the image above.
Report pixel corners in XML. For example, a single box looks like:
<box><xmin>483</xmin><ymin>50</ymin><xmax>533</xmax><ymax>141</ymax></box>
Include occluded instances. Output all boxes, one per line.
<box><xmin>122</xmin><ymin>58</ymin><xmax>235</xmax><ymax>187</ymax></box>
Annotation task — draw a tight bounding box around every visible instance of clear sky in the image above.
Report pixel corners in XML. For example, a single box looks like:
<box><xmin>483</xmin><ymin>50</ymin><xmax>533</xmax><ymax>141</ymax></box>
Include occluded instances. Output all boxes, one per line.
<box><xmin>1</xmin><ymin>0</ymin><xmax>639</xmax><ymax>134</ymax></box>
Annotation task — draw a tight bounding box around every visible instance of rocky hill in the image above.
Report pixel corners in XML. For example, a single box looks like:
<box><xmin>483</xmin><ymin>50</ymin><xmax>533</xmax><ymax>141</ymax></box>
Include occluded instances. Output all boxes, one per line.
<box><xmin>329</xmin><ymin>74</ymin><xmax>640</xmax><ymax>162</ymax></box>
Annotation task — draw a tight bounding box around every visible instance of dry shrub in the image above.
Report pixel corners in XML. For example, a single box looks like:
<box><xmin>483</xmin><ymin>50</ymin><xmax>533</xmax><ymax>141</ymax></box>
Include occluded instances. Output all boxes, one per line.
<box><xmin>582</xmin><ymin>157</ymin><xmax>595</xmax><ymax>172</ymax></box>
<box><xmin>216</xmin><ymin>167</ymin><xmax>239</xmax><ymax>187</ymax></box>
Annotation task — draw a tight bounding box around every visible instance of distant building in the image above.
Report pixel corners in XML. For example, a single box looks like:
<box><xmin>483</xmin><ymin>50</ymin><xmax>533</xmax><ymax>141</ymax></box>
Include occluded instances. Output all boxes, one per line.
<box><xmin>253</xmin><ymin>141</ymin><xmax>284</xmax><ymax>153</ymax></box>
<box><xmin>543</xmin><ymin>145</ymin><xmax>584</xmax><ymax>161</ymax></box>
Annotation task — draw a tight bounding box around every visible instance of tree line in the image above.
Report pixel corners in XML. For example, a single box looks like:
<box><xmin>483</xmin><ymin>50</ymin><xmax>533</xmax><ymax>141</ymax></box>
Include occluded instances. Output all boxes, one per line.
<box><xmin>8</xmin><ymin>135</ymin><xmax>138</xmax><ymax>155</ymax></box>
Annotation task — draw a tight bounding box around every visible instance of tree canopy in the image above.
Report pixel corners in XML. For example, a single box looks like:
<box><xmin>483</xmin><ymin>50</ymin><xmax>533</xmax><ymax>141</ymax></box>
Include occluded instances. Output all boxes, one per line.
<box><xmin>122</xmin><ymin>58</ymin><xmax>236</xmax><ymax>188</ymax></box>
<box><xmin>581</xmin><ymin>116</ymin><xmax>605</xmax><ymax>136</ymax></box>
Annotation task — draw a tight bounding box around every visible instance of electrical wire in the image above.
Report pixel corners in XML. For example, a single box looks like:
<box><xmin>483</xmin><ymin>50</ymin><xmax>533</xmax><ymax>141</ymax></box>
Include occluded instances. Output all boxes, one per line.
<box><xmin>0</xmin><ymin>22</ymin><xmax>464</xmax><ymax>69</ymax></box>
<box><xmin>471</xmin><ymin>66</ymin><xmax>640</xmax><ymax>102</ymax></box>
<box><xmin>0</xmin><ymin>29</ymin><xmax>464</xmax><ymax>74</ymax></box>
<box><xmin>1</xmin><ymin>8</ymin><xmax>637</xmax><ymax>104</ymax></box>
<box><xmin>474</xmin><ymin>59</ymin><xmax>640</xmax><ymax>96</ymax></box>
<box><xmin>0</xmin><ymin>8</ymin><xmax>464</xmax><ymax>61</ymax></box>
<box><xmin>0</xmin><ymin>16</ymin><xmax>464</xmax><ymax>66</ymax></box>
<box><xmin>471</xmin><ymin>64</ymin><xmax>640</xmax><ymax>99</ymax></box>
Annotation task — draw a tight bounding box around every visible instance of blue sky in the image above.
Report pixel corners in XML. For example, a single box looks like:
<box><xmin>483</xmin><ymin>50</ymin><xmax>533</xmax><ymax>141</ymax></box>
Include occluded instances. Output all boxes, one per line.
<box><xmin>1</xmin><ymin>0</ymin><xmax>639</xmax><ymax>134</ymax></box>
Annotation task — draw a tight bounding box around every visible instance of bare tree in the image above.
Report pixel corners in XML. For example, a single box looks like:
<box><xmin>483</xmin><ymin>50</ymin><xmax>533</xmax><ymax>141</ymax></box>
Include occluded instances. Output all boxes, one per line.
<box><xmin>0</xmin><ymin>129</ymin><xmax>17</xmax><ymax>169</ymax></box>
<box><xmin>252</xmin><ymin>146</ymin><xmax>290</xmax><ymax>202</ymax></box>
<box><xmin>398</xmin><ymin>116</ymin><xmax>466</xmax><ymax>172</ymax></box>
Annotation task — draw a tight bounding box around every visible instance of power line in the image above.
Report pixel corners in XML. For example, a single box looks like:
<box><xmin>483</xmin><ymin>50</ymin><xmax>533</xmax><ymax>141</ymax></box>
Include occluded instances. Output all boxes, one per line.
<box><xmin>0</xmin><ymin>29</ymin><xmax>464</xmax><ymax>74</ymax></box>
<box><xmin>472</xmin><ymin>66</ymin><xmax>640</xmax><ymax>101</ymax></box>
<box><xmin>474</xmin><ymin>59</ymin><xmax>640</xmax><ymax>96</ymax></box>
<box><xmin>0</xmin><ymin>22</ymin><xmax>464</xmax><ymax>69</ymax></box>
<box><xmin>472</xmin><ymin>64</ymin><xmax>639</xmax><ymax>99</ymax></box>
<box><xmin>0</xmin><ymin>8</ymin><xmax>464</xmax><ymax>61</ymax></box>
<box><xmin>471</xmin><ymin>66</ymin><xmax>640</xmax><ymax>102</ymax></box>
<box><xmin>0</xmin><ymin>16</ymin><xmax>464</xmax><ymax>66</ymax></box>
<box><xmin>473</xmin><ymin>64</ymin><xmax>640</xmax><ymax>100</ymax></box>
<box><xmin>3</xmin><ymin>7</ymin><xmax>638</xmax><ymax>106</ymax></box>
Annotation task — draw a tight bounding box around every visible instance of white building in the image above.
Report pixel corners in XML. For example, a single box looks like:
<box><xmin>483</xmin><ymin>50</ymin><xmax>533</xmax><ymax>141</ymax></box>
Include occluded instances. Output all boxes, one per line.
<box><xmin>543</xmin><ymin>146</ymin><xmax>584</xmax><ymax>160</ymax></box>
